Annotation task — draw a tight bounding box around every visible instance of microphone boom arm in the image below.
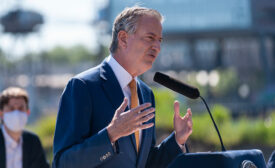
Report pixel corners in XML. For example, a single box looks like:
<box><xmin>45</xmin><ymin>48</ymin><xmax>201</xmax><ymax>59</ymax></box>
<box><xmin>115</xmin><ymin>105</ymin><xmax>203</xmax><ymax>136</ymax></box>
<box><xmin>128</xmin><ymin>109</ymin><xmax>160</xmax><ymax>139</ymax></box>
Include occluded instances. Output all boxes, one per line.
<box><xmin>200</xmin><ymin>96</ymin><xmax>226</xmax><ymax>151</ymax></box>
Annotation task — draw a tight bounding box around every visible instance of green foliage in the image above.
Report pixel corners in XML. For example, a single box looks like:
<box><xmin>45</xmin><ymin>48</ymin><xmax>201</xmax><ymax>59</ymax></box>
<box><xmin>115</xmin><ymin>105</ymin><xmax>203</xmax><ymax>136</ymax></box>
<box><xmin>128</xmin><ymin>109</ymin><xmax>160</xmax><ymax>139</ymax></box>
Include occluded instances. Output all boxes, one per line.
<box><xmin>265</xmin><ymin>111</ymin><xmax>275</xmax><ymax>145</ymax></box>
<box><xmin>41</xmin><ymin>45</ymin><xmax>97</xmax><ymax>64</ymax></box>
<box><xmin>210</xmin><ymin>68</ymin><xmax>238</xmax><ymax>97</ymax></box>
<box><xmin>153</xmin><ymin>89</ymin><xmax>275</xmax><ymax>148</ymax></box>
<box><xmin>0</xmin><ymin>53</ymin><xmax>14</xmax><ymax>69</ymax></box>
<box><xmin>192</xmin><ymin>113</ymin><xmax>212</xmax><ymax>143</ymax></box>
<box><xmin>192</xmin><ymin>104</ymin><xmax>236</xmax><ymax>147</ymax></box>
<box><xmin>27</xmin><ymin>115</ymin><xmax>56</xmax><ymax>164</ymax></box>
<box><xmin>192</xmin><ymin>109</ymin><xmax>275</xmax><ymax>148</ymax></box>
<box><xmin>249</xmin><ymin>120</ymin><xmax>268</xmax><ymax>144</ymax></box>
<box><xmin>212</xmin><ymin>104</ymin><xmax>231</xmax><ymax>125</ymax></box>
<box><xmin>153</xmin><ymin>88</ymin><xmax>176</xmax><ymax>130</ymax></box>
<box><xmin>13</xmin><ymin>45</ymin><xmax>104</xmax><ymax>66</ymax></box>
<box><xmin>0</xmin><ymin>52</ymin><xmax>6</xmax><ymax>64</ymax></box>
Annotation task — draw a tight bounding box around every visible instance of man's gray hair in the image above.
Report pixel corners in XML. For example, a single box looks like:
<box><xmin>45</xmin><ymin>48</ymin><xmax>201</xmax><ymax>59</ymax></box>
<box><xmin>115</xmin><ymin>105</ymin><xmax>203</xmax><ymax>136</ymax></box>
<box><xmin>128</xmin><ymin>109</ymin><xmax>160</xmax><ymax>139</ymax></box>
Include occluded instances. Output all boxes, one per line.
<box><xmin>109</xmin><ymin>6</ymin><xmax>163</xmax><ymax>53</ymax></box>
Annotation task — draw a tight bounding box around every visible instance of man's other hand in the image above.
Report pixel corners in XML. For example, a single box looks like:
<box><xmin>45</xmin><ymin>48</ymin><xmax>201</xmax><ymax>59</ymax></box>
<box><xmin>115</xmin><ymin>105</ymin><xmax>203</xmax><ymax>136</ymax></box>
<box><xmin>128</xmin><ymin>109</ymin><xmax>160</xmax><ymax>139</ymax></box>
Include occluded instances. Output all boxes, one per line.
<box><xmin>173</xmin><ymin>100</ymin><xmax>193</xmax><ymax>145</ymax></box>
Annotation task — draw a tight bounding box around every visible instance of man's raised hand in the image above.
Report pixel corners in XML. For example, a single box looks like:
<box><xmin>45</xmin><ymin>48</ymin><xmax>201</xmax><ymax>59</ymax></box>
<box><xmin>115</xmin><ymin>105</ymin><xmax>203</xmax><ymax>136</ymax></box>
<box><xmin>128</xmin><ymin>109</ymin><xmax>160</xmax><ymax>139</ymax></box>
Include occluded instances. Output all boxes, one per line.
<box><xmin>107</xmin><ymin>98</ymin><xmax>155</xmax><ymax>143</ymax></box>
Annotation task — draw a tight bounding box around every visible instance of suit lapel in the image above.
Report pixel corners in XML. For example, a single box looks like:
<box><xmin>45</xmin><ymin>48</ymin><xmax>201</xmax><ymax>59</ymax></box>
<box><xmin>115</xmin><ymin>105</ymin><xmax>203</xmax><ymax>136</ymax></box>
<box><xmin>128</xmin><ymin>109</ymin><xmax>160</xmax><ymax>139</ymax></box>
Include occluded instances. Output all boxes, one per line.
<box><xmin>100</xmin><ymin>61</ymin><xmax>137</xmax><ymax>152</ymax></box>
<box><xmin>0</xmin><ymin>129</ymin><xmax>6</xmax><ymax>168</ymax></box>
<box><xmin>137</xmin><ymin>81</ymin><xmax>147</xmax><ymax>155</ymax></box>
<box><xmin>136</xmin><ymin>80</ymin><xmax>154</xmax><ymax>166</ymax></box>
<box><xmin>100</xmin><ymin>61</ymin><xmax>124</xmax><ymax>111</ymax></box>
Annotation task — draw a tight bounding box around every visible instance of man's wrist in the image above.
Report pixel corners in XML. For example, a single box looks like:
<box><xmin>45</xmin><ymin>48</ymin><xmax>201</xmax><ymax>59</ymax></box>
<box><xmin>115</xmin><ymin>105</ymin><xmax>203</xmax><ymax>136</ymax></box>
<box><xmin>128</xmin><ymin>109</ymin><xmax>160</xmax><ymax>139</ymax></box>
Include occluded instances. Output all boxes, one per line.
<box><xmin>175</xmin><ymin>132</ymin><xmax>186</xmax><ymax>145</ymax></box>
<box><xmin>106</xmin><ymin>125</ymin><xmax>117</xmax><ymax>143</ymax></box>
<box><xmin>177</xmin><ymin>142</ymin><xmax>186</xmax><ymax>153</ymax></box>
<box><xmin>175</xmin><ymin>134</ymin><xmax>186</xmax><ymax>153</ymax></box>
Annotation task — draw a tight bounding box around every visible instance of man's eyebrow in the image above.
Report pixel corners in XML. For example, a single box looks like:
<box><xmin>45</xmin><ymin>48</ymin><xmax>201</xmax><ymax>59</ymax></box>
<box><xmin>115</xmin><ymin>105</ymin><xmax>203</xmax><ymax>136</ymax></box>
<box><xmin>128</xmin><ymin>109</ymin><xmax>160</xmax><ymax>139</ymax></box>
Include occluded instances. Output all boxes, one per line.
<box><xmin>146</xmin><ymin>32</ymin><xmax>163</xmax><ymax>41</ymax></box>
<box><xmin>146</xmin><ymin>32</ymin><xmax>157</xmax><ymax>36</ymax></box>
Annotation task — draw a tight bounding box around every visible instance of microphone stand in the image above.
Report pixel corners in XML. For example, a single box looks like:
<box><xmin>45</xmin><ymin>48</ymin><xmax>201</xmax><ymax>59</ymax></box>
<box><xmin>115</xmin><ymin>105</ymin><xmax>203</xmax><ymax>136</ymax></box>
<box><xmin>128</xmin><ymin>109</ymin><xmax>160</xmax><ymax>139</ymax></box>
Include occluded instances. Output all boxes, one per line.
<box><xmin>200</xmin><ymin>96</ymin><xmax>226</xmax><ymax>152</ymax></box>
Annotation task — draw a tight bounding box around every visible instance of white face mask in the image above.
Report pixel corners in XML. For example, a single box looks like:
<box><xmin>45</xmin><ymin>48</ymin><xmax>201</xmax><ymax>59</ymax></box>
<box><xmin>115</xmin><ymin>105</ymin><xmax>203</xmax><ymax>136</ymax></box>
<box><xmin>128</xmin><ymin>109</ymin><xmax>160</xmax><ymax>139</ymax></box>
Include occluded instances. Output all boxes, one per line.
<box><xmin>3</xmin><ymin>110</ymin><xmax>28</xmax><ymax>132</ymax></box>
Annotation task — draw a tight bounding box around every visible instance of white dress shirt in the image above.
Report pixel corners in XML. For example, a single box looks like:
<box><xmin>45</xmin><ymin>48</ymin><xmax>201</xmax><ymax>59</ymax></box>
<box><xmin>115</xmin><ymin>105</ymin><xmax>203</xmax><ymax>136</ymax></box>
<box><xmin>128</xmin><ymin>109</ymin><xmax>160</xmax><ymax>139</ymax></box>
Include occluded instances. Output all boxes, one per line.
<box><xmin>2</xmin><ymin>126</ymin><xmax>23</xmax><ymax>168</ymax></box>
<box><xmin>106</xmin><ymin>55</ymin><xmax>142</xmax><ymax>148</ymax></box>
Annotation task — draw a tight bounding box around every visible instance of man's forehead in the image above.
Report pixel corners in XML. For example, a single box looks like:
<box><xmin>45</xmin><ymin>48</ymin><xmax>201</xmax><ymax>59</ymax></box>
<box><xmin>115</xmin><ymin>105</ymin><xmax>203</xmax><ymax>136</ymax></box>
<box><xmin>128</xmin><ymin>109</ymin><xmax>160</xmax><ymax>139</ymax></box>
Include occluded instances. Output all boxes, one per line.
<box><xmin>137</xmin><ymin>16</ymin><xmax>162</xmax><ymax>34</ymax></box>
<box><xmin>7</xmin><ymin>98</ymin><xmax>27</xmax><ymax>106</ymax></box>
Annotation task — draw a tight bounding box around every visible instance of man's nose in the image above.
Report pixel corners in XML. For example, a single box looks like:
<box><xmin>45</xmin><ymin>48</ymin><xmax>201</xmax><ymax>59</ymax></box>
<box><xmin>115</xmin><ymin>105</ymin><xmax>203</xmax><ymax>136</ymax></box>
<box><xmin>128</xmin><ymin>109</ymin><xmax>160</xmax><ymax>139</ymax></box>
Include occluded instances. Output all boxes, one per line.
<box><xmin>152</xmin><ymin>40</ymin><xmax>161</xmax><ymax>52</ymax></box>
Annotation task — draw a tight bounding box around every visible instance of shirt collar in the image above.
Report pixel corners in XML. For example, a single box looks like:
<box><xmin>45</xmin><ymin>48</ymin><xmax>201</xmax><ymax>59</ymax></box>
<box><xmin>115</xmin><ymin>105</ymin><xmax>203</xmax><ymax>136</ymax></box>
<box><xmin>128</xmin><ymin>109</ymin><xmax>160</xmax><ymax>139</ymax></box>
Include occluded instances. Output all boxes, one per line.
<box><xmin>1</xmin><ymin>125</ymin><xmax>22</xmax><ymax>149</ymax></box>
<box><xmin>106</xmin><ymin>55</ymin><xmax>137</xmax><ymax>89</ymax></box>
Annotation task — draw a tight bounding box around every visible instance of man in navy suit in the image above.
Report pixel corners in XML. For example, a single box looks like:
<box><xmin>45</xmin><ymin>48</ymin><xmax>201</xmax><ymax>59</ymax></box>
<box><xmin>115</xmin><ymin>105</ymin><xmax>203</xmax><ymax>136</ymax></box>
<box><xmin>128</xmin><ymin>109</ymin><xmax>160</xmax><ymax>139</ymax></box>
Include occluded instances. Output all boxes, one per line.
<box><xmin>53</xmin><ymin>6</ymin><xmax>193</xmax><ymax>168</ymax></box>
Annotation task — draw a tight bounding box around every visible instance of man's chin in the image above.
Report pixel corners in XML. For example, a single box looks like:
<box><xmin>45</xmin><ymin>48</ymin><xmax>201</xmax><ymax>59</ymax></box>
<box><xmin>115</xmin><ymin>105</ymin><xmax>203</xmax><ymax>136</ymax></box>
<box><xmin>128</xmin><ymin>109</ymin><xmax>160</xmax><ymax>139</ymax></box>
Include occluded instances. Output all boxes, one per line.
<box><xmin>143</xmin><ymin>63</ymin><xmax>153</xmax><ymax>72</ymax></box>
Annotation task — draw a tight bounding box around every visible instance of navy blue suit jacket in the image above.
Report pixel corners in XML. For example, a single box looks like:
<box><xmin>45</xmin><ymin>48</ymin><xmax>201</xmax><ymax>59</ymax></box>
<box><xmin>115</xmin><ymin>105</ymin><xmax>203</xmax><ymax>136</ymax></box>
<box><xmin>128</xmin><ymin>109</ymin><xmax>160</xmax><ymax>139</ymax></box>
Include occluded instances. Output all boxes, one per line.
<box><xmin>268</xmin><ymin>151</ymin><xmax>275</xmax><ymax>168</ymax></box>
<box><xmin>53</xmin><ymin>61</ymin><xmax>182</xmax><ymax>168</ymax></box>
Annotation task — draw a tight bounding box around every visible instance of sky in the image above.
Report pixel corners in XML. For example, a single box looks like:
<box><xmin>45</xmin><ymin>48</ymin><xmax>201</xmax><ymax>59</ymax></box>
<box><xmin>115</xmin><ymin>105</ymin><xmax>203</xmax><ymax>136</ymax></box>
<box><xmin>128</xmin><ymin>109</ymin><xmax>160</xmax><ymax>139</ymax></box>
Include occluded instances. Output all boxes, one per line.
<box><xmin>0</xmin><ymin>0</ymin><xmax>107</xmax><ymax>57</ymax></box>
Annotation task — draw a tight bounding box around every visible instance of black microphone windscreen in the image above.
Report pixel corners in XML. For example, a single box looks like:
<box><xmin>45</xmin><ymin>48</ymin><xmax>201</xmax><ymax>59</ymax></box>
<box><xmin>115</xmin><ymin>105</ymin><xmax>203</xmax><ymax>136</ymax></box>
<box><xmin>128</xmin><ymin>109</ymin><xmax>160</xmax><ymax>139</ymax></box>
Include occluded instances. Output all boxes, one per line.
<box><xmin>153</xmin><ymin>72</ymin><xmax>200</xmax><ymax>99</ymax></box>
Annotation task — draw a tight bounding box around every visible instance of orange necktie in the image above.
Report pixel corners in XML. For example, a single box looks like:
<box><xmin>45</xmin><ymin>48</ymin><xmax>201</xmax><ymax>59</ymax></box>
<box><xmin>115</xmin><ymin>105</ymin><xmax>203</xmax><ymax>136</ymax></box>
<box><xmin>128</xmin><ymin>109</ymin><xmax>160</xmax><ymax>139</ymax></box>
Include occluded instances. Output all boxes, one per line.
<box><xmin>129</xmin><ymin>79</ymin><xmax>140</xmax><ymax>152</ymax></box>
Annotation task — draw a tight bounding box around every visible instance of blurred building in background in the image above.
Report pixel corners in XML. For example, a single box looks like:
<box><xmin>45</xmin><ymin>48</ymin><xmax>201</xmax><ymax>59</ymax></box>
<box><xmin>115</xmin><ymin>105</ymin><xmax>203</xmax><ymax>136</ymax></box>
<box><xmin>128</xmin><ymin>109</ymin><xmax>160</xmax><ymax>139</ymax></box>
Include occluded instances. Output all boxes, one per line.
<box><xmin>97</xmin><ymin>0</ymin><xmax>275</xmax><ymax>76</ymax></box>
<box><xmin>96</xmin><ymin>0</ymin><xmax>275</xmax><ymax>114</ymax></box>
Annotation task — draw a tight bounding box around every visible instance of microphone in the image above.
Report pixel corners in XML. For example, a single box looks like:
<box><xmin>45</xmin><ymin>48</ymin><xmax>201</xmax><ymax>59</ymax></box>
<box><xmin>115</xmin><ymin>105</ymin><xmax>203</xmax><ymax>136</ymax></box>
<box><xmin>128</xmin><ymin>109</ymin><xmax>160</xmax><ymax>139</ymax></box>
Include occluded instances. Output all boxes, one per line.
<box><xmin>153</xmin><ymin>72</ymin><xmax>200</xmax><ymax>99</ymax></box>
<box><xmin>153</xmin><ymin>72</ymin><xmax>226</xmax><ymax>151</ymax></box>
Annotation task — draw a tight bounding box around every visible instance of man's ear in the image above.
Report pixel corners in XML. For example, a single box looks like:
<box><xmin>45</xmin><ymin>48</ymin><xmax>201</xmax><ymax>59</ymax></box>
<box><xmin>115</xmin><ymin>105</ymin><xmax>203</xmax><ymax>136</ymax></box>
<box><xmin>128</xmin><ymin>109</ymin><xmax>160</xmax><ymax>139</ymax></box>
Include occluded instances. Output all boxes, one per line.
<box><xmin>0</xmin><ymin>110</ymin><xmax>3</xmax><ymax>119</ymax></box>
<box><xmin>0</xmin><ymin>110</ymin><xmax>2</xmax><ymax>124</ymax></box>
<box><xmin>26</xmin><ymin>109</ymin><xmax>30</xmax><ymax>115</ymax></box>
<box><xmin>117</xmin><ymin>30</ymin><xmax>128</xmax><ymax>49</ymax></box>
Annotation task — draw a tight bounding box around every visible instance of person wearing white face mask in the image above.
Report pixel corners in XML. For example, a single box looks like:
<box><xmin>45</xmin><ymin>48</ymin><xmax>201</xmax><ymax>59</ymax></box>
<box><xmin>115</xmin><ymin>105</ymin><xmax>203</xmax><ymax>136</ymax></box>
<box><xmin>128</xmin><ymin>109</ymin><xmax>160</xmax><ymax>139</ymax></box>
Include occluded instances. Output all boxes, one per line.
<box><xmin>0</xmin><ymin>87</ymin><xmax>49</xmax><ymax>168</ymax></box>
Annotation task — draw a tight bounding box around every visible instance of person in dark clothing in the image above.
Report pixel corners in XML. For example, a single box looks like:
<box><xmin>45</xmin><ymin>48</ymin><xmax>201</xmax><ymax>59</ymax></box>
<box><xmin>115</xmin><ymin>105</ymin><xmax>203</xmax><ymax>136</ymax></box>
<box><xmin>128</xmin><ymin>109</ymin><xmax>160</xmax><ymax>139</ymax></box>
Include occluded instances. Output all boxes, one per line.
<box><xmin>0</xmin><ymin>87</ymin><xmax>49</xmax><ymax>168</ymax></box>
